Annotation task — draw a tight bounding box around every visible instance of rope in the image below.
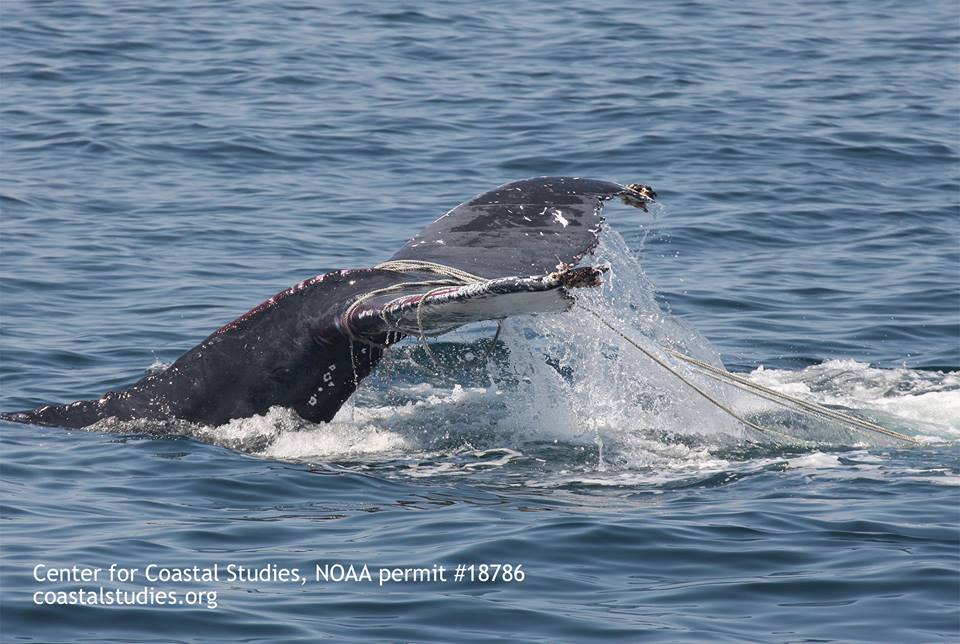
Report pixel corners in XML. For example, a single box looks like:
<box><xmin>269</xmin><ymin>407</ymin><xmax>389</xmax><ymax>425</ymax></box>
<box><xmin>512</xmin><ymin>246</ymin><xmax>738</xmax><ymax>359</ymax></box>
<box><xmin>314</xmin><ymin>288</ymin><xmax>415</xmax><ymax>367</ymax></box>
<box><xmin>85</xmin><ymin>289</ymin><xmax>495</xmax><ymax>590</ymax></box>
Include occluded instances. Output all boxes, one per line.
<box><xmin>579</xmin><ymin>304</ymin><xmax>802</xmax><ymax>443</ymax></box>
<box><xmin>664</xmin><ymin>350</ymin><xmax>918</xmax><ymax>444</ymax></box>
<box><xmin>341</xmin><ymin>278</ymin><xmax>463</xmax><ymax>342</ymax></box>
<box><xmin>340</xmin><ymin>260</ymin><xmax>487</xmax><ymax>364</ymax></box>
<box><xmin>374</xmin><ymin>259</ymin><xmax>485</xmax><ymax>284</ymax></box>
<box><xmin>579</xmin><ymin>303</ymin><xmax>917</xmax><ymax>445</ymax></box>
<box><xmin>483</xmin><ymin>321</ymin><xmax>504</xmax><ymax>363</ymax></box>
<box><xmin>415</xmin><ymin>284</ymin><xmax>458</xmax><ymax>368</ymax></box>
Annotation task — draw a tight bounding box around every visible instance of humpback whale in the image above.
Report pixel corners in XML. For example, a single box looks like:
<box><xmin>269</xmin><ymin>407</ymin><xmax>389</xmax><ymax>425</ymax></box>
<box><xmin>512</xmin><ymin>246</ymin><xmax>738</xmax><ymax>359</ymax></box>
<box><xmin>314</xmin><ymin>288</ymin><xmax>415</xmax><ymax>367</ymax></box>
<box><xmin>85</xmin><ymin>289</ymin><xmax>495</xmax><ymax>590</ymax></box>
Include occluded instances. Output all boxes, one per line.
<box><xmin>1</xmin><ymin>177</ymin><xmax>656</xmax><ymax>430</ymax></box>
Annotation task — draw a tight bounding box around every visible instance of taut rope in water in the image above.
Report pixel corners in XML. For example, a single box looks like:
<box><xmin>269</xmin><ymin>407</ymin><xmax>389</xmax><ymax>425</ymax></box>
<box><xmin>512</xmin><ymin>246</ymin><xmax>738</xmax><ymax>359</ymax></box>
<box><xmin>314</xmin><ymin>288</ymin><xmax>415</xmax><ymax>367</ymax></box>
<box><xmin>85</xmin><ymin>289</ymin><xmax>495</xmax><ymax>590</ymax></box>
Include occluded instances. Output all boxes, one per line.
<box><xmin>663</xmin><ymin>350</ymin><xmax>918</xmax><ymax>444</ymax></box>
<box><xmin>579</xmin><ymin>305</ymin><xmax>809</xmax><ymax>444</ymax></box>
<box><xmin>579</xmin><ymin>303</ymin><xmax>918</xmax><ymax>445</ymax></box>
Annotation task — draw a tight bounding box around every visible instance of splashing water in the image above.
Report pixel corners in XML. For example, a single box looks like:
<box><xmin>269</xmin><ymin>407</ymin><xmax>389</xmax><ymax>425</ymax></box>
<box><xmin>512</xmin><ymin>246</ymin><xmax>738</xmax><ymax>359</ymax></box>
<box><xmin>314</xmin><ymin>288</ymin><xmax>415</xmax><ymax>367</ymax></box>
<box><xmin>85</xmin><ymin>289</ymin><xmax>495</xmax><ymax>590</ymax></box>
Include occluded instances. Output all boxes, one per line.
<box><xmin>487</xmin><ymin>228</ymin><xmax>748</xmax><ymax>460</ymax></box>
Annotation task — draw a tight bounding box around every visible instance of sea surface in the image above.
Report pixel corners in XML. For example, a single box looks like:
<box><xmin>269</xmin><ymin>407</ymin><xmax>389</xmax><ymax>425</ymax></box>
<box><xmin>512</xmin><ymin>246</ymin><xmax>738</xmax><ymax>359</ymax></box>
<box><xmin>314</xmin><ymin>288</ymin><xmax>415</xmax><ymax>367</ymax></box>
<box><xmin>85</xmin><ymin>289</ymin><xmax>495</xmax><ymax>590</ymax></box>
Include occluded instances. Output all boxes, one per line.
<box><xmin>1</xmin><ymin>1</ymin><xmax>958</xmax><ymax>642</ymax></box>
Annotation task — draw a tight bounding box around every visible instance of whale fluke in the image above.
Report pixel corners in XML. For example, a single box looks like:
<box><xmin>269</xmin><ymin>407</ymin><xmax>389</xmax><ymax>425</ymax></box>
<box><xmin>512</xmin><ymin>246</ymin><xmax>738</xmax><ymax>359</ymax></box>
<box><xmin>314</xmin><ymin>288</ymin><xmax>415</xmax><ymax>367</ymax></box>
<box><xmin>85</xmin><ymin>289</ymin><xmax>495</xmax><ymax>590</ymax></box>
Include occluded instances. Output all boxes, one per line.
<box><xmin>1</xmin><ymin>177</ymin><xmax>654</xmax><ymax>429</ymax></box>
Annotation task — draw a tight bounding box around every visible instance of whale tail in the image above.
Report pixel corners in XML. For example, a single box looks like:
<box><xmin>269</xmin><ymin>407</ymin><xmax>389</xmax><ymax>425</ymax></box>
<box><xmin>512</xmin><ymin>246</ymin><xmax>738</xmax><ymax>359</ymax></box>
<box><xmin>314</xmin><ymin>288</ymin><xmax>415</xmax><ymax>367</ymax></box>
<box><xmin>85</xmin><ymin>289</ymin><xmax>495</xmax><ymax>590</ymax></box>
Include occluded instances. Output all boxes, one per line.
<box><xmin>0</xmin><ymin>264</ymin><xmax>607</xmax><ymax>430</ymax></box>
<box><xmin>2</xmin><ymin>177</ymin><xmax>655</xmax><ymax>430</ymax></box>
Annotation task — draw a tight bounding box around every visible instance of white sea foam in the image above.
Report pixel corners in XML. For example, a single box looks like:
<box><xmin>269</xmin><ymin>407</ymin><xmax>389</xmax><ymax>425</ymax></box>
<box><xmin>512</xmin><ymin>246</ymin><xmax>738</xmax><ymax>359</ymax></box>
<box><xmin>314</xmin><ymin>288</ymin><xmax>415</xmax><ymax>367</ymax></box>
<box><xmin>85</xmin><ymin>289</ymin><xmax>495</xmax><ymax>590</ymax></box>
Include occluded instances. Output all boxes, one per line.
<box><xmin>747</xmin><ymin>359</ymin><xmax>960</xmax><ymax>439</ymax></box>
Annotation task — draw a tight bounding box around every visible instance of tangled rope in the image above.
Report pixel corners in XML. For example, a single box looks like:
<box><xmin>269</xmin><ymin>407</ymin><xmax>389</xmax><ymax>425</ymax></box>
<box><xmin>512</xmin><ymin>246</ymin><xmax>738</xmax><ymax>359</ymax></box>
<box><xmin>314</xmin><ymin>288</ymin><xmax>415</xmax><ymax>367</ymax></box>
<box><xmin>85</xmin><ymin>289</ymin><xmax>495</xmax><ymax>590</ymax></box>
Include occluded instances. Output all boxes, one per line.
<box><xmin>340</xmin><ymin>260</ymin><xmax>488</xmax><ymax>369</ymax></box>
<box><xmin>579</xmin><ymin>304</ymin><xmax>805</xmax><ymax>444</ymax></box>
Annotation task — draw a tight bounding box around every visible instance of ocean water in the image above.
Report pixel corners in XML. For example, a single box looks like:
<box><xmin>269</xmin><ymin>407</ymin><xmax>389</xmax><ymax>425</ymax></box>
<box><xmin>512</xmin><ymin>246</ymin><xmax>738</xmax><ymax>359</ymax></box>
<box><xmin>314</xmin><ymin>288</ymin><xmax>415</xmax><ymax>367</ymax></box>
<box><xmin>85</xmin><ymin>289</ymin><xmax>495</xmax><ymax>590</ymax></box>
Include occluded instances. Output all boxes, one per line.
<box><xmin>1</xmin><ymin>0</ymin><xmax>958</xmax><ymax>642</ymax></box>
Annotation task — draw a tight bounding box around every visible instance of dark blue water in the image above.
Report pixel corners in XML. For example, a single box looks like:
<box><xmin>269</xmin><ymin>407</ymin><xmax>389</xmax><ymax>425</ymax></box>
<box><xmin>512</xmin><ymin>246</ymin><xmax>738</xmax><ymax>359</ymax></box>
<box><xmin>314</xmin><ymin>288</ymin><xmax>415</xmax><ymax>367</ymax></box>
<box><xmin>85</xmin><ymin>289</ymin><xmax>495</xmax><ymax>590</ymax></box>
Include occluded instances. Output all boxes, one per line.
<box><xmin>2</xmin><ymin>1</ymin><xmax>958</xmax><ymax>642</ymax></box>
